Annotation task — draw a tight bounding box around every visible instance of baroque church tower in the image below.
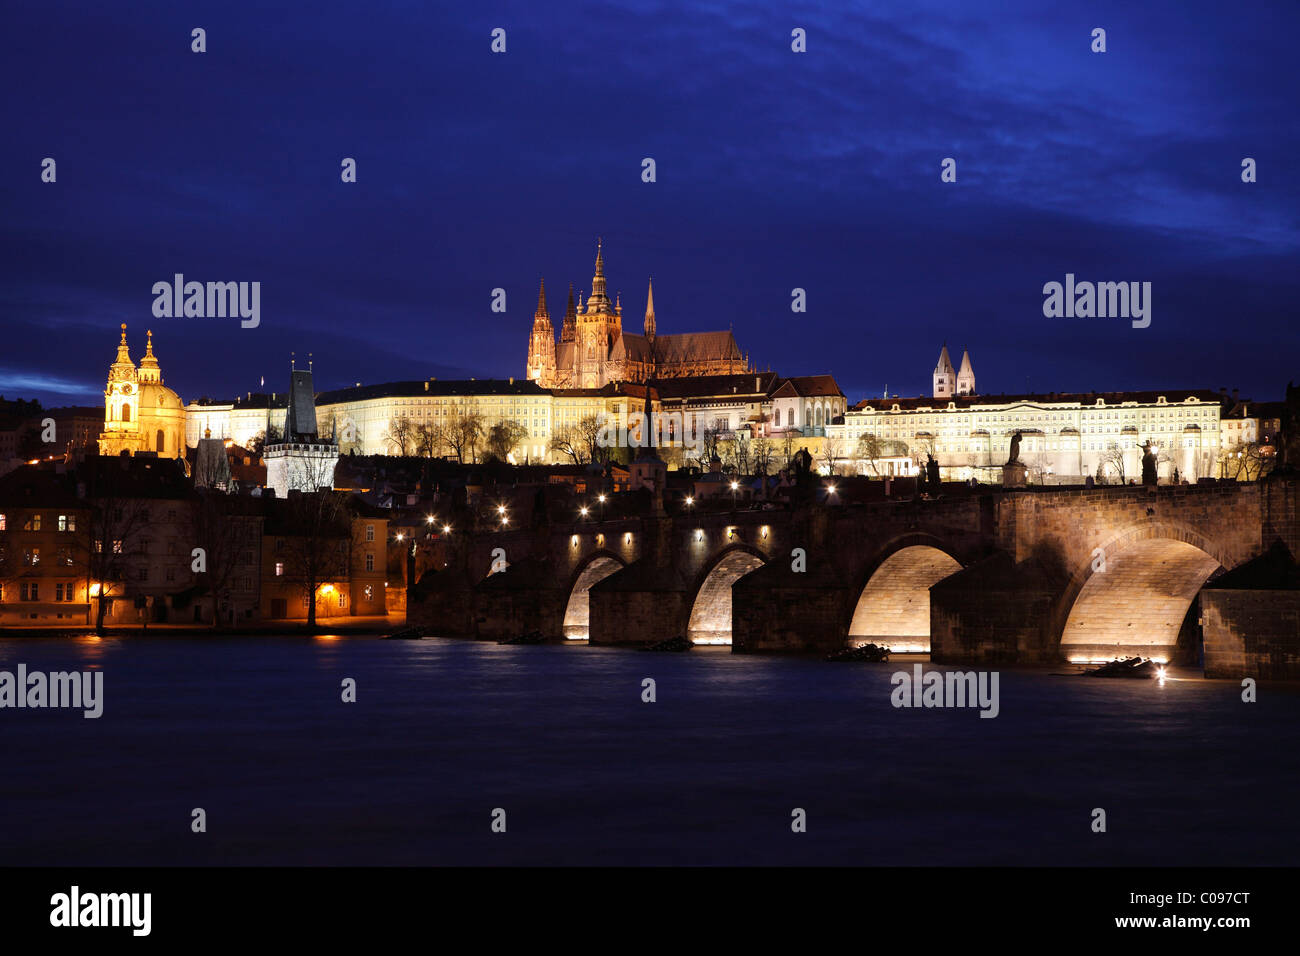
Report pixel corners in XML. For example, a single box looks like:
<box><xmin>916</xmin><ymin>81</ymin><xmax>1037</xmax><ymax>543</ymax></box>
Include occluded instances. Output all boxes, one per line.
<box><xmin>98</xmin><ymin>325</ymin><xmax>186</xmax><ymax>458</ymax></box>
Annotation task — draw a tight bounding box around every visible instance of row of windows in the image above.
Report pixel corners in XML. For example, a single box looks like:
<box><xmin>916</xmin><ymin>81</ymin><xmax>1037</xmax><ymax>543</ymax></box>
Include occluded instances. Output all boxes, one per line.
<box><xmin>0</xmin><ymin>514</ymin><xmax>77</xmax><ymax>532</ymax></box>
<box><xmin>1</xmin><ymin>582</ymin><xmax>79</xmax><ymax>602</ymax></box>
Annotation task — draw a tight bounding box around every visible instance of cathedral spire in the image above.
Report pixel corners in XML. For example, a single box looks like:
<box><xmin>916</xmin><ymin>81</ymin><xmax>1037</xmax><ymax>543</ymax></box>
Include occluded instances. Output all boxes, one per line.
<box><xmin>535</xmin><ymin>278</ymin><xmax>549</xmax><ymax>318</ymax></box>
<box><xmin>560</xmin><ymin>282</ymin><xmax>576</xmax><ymax>343</ymax></box>
<box><xmin>588</xmin><ymin>238</ymin><xmax>610</xmax><ymax>311</ymax></box>
<box><xmin>644</xmin><ymin>277</ymin><xmax>656</xmax><ymax>341</ymax></box>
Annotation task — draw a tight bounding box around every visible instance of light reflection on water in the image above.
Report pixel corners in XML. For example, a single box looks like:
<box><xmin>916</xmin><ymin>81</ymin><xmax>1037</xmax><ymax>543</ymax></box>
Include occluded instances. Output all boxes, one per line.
<box><xmin>0</xmin><ymin>635</ymin><xmax>1295</xmax><ymax>866</ymax></box>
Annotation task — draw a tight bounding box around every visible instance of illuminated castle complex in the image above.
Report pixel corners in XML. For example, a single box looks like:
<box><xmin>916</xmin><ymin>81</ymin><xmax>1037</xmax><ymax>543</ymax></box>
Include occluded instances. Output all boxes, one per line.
<box><xmin>526</xmin><ymin>239</ymin><xmax>751</xmax><ymax>389</ymax></box>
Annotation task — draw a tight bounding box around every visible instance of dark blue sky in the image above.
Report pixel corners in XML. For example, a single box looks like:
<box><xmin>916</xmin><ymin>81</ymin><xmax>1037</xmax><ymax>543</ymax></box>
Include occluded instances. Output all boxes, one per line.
<box><xmin>2</xmin><ymin>0</ymin><xmax>1296</xmax><ymax>407</ymax></box>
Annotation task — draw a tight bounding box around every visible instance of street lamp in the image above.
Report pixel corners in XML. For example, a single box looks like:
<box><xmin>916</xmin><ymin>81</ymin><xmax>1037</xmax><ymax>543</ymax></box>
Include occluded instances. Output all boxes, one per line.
<box><xmin>730</xmin><ymin>480</ymin><xmax>739</xmax><ymax>510</ymax></box>
<box><xmin>598</xmin><ymin>493</ymin><xmax>607</xmax><ymax>522</ymax></box>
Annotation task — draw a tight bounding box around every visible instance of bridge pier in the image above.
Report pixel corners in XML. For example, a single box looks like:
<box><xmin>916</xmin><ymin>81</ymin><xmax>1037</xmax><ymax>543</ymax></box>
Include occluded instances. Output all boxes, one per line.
<box><xmin>732</xmin><ymin>562</ymin><xmax>850</xmax><ymax>653</ymax></box>
<box><xmin>588</xmin><ymin>559</ymin><xmax>689</xmax><ymax>645</ymax></box>
<box><xmin>1202</xmin><ymin>542</ymin><xmax>1300</xmax><ymax>679</ymax></box>
<box><xmin>930</xmin><ymin>553</ymin><xmax>1065</xmax><ymax>664</ymax></box>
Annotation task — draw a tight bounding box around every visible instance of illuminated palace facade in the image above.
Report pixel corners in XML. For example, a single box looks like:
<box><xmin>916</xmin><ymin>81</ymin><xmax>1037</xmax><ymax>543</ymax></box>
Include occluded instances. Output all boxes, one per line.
<box><xmin>526</xmin><ymin>240</ymin><xmax>751</xmax><ymax>389</ymax></box>
<box><xmin>828</xmin><ymin>347</ymin><xmax>1227</xmax><ymax>483</ymax></box>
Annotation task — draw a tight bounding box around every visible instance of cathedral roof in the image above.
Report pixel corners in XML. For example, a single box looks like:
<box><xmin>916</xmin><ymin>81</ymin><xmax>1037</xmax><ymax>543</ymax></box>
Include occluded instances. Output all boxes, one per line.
<box><xmin>618</xmin><ymin>330</ymin><xmax>744</xmax><ymax>365</ymax></box>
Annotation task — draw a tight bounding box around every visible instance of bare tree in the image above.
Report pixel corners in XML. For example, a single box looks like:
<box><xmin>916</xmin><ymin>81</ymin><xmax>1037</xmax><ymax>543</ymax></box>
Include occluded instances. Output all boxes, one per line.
<box><xmin>438</xmin><ymin>404</ymin><xmax>484</xmax><ymax>464</ymax></box>
<box><xmin>485</xmin><ymin>419</ymin><xmax>529</xmax><ymax>462</ymax></box>
<box><xmin>576</xmin><ymin>414</ymin><xmax>609</xmax><ymax>466</ymax></box>
<box><xmin>79</xmin><ymin>490</ymin><xmax>152</xmax><ymax>635</ymax></box>
<box><xmin>413</xmin><ymin>421</ymin><xmax>438</xmax><ymax>458</ymax></box>
<box><xmin>1095</xmin><ymin>444</ymin><xmax>1125</xmax><ymax>484</ymax></box>
<box><xmin>381</xmin><ymin>416</ymin><xmax>416</xmax><ymax>457</ymax></box>
<box><xmin>820</xmin><ymin>437</ymin><xmax>843</xmax><ymax>475</ymax></box>
<box><xmin>548</xmin><ymin>422</ymin><xmax>587</xmax><ymax>465</ymax></box>
<box><xmin>780</xmin><ymin>430</ymin><xmax>796</xmax><ymax>470</ymax></box>
<box><xmin>277</xmin><ymin>490</ymin><xmax>354</xmax><ymax>629</ymax></box>
<box><xmin>191</xmin><ymin>491</ymin><xmax>248</xmax><ymax>627</ymax></box>
<box><xmin>730</xmin><ymin>432</ymin><xmax>753</xmax><ymax>476</ymax></box>
<box><xmin>752</xmin><ymin>436</ymin><xmax>772</xmax><ymax>476</ymax></box>
<box><xmin>855</xmin><ymin>432</ymin><xmax>885</xmax><ymax>477</ymax></box>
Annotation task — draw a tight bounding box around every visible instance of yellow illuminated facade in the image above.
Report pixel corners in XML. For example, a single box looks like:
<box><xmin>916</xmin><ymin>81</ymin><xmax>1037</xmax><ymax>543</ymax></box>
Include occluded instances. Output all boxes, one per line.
<box><xmin>98</xmin><ymin>326</ymin><xmax>186</xmax><ymax>459</ymax></box>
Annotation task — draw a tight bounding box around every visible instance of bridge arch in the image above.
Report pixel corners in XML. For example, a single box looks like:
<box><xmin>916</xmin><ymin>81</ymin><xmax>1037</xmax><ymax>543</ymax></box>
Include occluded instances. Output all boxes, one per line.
<box><xmin>687</xmin><ymin>543</ymin><xmax>768</xmax><ymax>645</ymax></box>
<box><xmin>1057</xmin><ymin>521</ymin><xmax>1226</xmax><ymax>664</ymax></box>
<box><xmin>846</xmin><ymin>534</ymin><xmax>964</xmax><ymax>653</ymax></box>
<box><xmin>562</xmin><ymin>551</ymin><xmax>627</xmax><ymax>640</ymax></box>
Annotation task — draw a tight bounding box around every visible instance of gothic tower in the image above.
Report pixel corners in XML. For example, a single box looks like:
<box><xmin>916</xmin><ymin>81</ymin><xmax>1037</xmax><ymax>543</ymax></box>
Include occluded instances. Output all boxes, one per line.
<box><xmin>526</xmin><ymin>278</ymin><xmax>557</xmax><ymax>385</ymax></box>
<box><xmin>560</xmin><ymin>282</ymin><xmax>576</xmax><ymax>344</ymax></box>
<box><xmin>933</xmin><ymin>344</ymin><xmax>956</xmax><ymax>399</ymax></box>
<box><xmin>575</xmin><ymin>239</ymin><xmax>620</xmax><ymax>388</ymax></box>
<box><xmin>644</xmin><ymin>277</ymin><xmax>656</xmax><ymax>342</ymax></box>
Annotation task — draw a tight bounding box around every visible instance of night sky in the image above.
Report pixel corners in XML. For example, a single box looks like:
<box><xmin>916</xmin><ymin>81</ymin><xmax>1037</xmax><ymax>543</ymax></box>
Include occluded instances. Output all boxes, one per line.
<box><xmin>2</xmin><ymin>0</ymin><xmax>1296</xmax><ymax>408</ymax></box>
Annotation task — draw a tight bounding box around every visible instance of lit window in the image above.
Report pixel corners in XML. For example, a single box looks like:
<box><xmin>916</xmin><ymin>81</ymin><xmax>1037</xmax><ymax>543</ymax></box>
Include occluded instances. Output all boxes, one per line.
<box><xmin>275</xmin><ymin>562</ymin><xmax>284</xmax><ymax>576</ymax></box>
<box><xmin>58</xmin><ymin>514</ymin><xmax>75</xmax><ymax>532</ymax></box>
<box><xmin>24</xmin><ymin>514</ymin><xmax>41</xmax><ymax>531</ymax></box>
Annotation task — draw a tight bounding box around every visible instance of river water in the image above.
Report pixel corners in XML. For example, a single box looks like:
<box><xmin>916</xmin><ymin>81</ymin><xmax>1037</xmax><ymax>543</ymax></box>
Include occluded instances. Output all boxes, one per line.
<box><xmin>1</xmin><ymin>635</ymin><xmax>1296</xmax><ymax>866</ymax></box>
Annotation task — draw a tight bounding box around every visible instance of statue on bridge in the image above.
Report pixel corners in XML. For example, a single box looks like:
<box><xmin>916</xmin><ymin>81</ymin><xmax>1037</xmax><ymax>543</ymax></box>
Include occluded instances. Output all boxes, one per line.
<box><xmin>1140</xmin><ymin>439</ymin><xmax>1158</xmax><ymax>486</ymax></box>
<box><xmin>1007</xmin><ymin>430</ymin><xmax>1022</xmax><ymax>464</ymax></box>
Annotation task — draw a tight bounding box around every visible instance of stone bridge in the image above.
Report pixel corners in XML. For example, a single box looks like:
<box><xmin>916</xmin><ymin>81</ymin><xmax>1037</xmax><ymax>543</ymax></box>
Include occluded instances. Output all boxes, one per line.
<box><xmin>409</xmin><ymin>478</ymin><xmax>1300</xmax><ymax>677</ymax></box>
